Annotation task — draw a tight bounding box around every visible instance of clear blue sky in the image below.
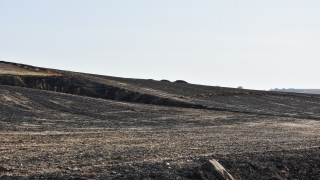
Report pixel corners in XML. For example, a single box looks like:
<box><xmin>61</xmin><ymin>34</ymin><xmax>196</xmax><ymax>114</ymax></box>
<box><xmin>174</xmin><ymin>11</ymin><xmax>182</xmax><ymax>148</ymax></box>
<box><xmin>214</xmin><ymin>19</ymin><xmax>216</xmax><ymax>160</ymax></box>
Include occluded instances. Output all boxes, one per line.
<box><xmin>1</xmin><ymin>0</ymin><xmax>319</xmax><ymax>90</ymax></box>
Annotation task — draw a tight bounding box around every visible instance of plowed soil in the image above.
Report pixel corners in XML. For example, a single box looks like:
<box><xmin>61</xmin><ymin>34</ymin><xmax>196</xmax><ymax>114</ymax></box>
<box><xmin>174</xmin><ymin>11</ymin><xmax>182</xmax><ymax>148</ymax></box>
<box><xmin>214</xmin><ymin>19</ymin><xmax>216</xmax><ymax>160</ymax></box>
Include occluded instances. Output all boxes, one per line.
<box><xmin>0</xmin><ymin>61</ymin><xmax>319</xmax><ymax>179</ymax></box>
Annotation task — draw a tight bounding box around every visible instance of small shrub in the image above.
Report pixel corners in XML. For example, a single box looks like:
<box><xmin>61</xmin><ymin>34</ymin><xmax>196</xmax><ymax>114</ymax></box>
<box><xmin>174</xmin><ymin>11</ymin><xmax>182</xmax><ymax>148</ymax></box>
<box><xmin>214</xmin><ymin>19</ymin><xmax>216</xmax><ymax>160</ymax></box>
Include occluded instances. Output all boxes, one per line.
<box><xmin>174</xmin><ymin>80</ymin><xmax>188</xmax><ymax>83</ymax></box>
<box><xmin>161</xmin><ymin>79</ymin><xmax>170</xmax><ymax>82</ymax></box>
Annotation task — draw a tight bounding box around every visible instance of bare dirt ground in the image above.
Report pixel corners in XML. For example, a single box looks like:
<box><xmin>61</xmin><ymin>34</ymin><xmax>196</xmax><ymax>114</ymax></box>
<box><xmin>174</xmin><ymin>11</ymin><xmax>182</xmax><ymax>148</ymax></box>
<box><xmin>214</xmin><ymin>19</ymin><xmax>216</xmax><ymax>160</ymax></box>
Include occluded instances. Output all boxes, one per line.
<box><xmin>0</xmin><ymin>62</ymin><xmax>320</xmax><ymax>179</ymax></box>
<box><xmin>0</xmin><ymin>62</ymin><xmax>62</xmax><ymax>76</ymax></box>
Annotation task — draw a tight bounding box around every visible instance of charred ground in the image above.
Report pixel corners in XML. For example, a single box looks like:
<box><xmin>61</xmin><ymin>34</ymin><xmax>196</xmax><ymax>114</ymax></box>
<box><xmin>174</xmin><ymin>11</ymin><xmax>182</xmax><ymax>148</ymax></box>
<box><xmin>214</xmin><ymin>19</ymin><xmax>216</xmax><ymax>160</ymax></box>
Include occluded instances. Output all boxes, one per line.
<box><xmin>0</xmin><ymin>61</ymin><xmax>319</xmax><ymax>179</ymax></box>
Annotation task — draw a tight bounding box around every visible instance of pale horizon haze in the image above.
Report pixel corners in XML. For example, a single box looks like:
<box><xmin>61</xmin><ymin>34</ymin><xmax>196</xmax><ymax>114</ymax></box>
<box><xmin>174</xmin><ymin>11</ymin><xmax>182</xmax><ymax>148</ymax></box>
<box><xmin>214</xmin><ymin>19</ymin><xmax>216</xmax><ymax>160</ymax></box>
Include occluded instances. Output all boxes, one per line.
<box><xmin>1</xmin><ymin>0</ymin><xmax>319</xmax><ymax>90</ymax></box>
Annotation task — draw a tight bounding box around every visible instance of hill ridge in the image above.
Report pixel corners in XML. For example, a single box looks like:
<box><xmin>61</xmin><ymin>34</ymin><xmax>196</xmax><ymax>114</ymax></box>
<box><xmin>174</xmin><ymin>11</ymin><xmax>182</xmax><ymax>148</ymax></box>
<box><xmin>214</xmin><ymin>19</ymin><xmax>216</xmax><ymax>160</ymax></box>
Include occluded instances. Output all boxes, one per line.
<box><xmin>1</xmin><ymin>61</ymin><xmax>320</xmax><ymax>120</ymax></box>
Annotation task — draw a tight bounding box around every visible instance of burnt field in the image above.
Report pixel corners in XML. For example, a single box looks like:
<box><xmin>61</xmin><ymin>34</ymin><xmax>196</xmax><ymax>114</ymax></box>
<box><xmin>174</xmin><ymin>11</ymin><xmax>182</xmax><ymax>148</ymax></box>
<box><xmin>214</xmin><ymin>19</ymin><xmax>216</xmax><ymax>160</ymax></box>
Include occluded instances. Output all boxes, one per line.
<box><xmin>0</xmin><ymin>61</ymin><xmax>320</xmax><ymax>179</ymax></box>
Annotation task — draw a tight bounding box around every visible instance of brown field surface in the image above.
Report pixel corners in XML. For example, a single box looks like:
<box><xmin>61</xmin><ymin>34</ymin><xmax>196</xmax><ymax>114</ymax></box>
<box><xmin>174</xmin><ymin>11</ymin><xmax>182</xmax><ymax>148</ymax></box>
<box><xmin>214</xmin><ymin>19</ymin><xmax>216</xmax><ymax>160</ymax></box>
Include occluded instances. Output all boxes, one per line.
<box><xmin>0</xmin><ymin>62</ymin><xmax>319</xmax><ymax>179</ymax></box>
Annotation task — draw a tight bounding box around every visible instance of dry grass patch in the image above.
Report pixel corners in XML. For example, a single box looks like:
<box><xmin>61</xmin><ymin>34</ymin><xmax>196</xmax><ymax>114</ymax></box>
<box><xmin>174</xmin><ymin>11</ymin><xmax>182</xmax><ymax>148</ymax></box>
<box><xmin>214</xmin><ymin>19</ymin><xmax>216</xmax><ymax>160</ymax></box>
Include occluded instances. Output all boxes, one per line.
<box><xmin>0</xmin><ymin>63</ymin><xmax>62</xmax><ymax>76</ymax></box>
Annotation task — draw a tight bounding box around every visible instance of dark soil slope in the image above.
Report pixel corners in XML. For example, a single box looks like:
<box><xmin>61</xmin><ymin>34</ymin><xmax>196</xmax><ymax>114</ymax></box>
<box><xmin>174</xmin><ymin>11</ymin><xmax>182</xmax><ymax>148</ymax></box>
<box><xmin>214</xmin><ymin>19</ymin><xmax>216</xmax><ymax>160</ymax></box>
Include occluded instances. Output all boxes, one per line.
<box><xmin>0</xmin><ymin>61</ymin><xmax>319</xmax><ymax>179</ymax></box>
<box><xmin>1</xmin><ymin>61</ymin><xmax>320</xmax><ymax>119</ymax></box>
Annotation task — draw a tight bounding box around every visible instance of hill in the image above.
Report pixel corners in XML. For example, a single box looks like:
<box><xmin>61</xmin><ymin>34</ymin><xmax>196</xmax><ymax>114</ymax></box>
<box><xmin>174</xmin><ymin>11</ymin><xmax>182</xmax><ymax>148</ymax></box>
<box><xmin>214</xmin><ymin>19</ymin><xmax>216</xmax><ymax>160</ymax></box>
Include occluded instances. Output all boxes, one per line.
<box><xmin>0</xmin><ymin>61</ymin><xmax>319</xmax><ymax>179</ymax></box>
<box><xmin>270</xmin><ymin>88</ymin><xmax>320</xmax><ymax>95</ymax></box>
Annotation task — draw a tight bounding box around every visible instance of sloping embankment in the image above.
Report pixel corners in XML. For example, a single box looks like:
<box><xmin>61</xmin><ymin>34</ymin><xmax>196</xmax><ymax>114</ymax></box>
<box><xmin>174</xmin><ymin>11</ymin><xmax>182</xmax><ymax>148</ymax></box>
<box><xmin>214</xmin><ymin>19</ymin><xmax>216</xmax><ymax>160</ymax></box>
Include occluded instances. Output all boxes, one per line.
<box><xmin>1</xmin><ymin>61</ymin><xmax>320</xmax><ymax>120</ymax></box>
<box><xmin>0</xmin><ymin>74</ymin><xmax>205</xmax><ymax>109</ymax></box>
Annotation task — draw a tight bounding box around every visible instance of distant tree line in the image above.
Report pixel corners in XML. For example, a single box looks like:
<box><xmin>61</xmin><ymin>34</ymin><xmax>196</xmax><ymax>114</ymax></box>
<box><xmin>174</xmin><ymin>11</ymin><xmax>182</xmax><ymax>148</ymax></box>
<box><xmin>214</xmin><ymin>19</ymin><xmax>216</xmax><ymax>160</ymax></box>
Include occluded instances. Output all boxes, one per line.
<box><xmin>269</xmin><ymin>88</ymin><xmax>298</xmax><ymax>93</ymax></box>
<box><xmin>269</xmin><ymin>88</ymin><xmax>320</xmax><ymax>95</ymax></box>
